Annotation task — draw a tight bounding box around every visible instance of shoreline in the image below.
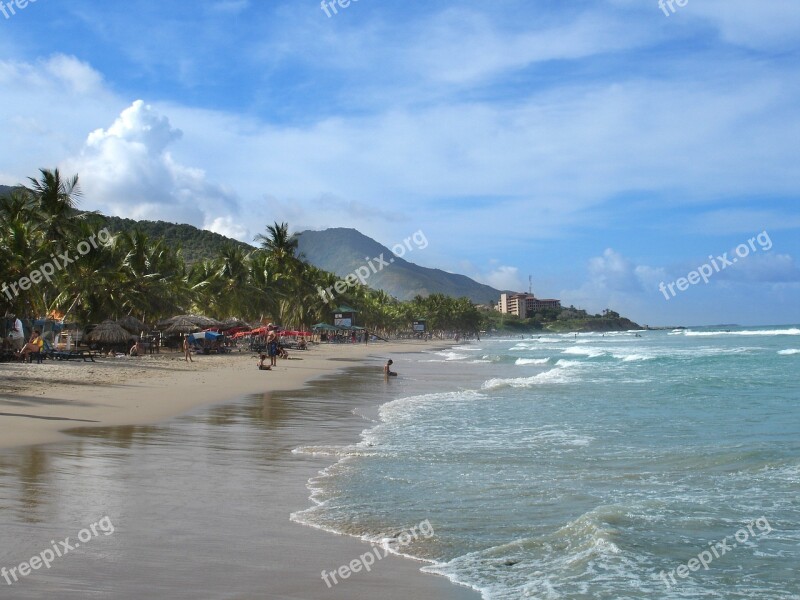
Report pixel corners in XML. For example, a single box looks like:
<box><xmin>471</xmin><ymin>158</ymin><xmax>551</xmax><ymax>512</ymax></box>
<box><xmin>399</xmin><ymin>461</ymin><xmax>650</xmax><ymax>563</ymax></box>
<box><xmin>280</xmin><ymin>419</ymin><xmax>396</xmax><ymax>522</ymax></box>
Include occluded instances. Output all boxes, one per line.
<box><xmin>0</xmin><ymin>341</ymin><xmax>446</xmax><ymax>450</ymax></box>
<box><xmin>0</xmin><ymin>340</ymin><xmax>480</xmax><ymax>599</ymax></box>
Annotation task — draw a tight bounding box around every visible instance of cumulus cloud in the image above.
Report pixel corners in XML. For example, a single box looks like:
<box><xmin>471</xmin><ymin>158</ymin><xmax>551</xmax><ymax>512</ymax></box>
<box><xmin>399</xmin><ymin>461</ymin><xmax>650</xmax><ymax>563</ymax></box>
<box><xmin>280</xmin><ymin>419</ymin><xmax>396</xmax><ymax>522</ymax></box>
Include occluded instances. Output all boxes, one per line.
<box><xmin>564</xmin><ymin>244</ymin><xmax>800</xmax><ymax>321</ymax></box>
<box><xmin>64</xmin><ymin>100</ymin><xmax>246</xmax><ymax>238</ymax></box>
<box><xmin>588</xmin><ymin>248</ymin><xmax>648</xmax><ymax>293</ymax></box>
<box><xmin>482</xmin><ymin>265</ymin><xmax>524</xmax><ymax>291</ymax></box>
<box><xmin>561</xmin><ymin>248</ymin><xmax>667</xmax><ymax>318</ymax></box>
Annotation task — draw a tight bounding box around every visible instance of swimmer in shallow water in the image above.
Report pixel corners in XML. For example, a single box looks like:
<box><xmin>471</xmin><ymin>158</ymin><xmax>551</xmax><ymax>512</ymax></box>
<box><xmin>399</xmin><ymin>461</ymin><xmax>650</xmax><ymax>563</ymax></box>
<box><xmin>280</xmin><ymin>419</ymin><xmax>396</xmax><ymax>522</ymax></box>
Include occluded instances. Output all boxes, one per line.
<box><xmin>384</xmin><ymin>359</ymin><xmax>397</xmax><ymax>377</ymax></box>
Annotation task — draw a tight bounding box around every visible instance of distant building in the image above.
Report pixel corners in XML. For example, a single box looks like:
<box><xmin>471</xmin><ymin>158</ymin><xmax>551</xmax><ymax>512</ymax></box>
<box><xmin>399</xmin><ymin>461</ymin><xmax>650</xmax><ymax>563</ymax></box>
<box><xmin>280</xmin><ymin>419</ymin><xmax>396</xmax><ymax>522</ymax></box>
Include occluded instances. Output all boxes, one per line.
<box><xmin>496</xmin><ymin>292</ymin><xmax>561</xmax><ymax>318</ymax></box>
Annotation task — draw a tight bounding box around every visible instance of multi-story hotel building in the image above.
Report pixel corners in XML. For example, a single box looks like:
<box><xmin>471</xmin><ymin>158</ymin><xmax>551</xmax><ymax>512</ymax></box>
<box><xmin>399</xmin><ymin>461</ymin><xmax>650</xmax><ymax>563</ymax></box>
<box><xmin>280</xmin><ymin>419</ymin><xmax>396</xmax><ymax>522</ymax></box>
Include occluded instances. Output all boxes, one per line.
<box><xmin>496</xmin><ymin>293</ymin><xmax>561</xmax><ymax>318</ymax></box>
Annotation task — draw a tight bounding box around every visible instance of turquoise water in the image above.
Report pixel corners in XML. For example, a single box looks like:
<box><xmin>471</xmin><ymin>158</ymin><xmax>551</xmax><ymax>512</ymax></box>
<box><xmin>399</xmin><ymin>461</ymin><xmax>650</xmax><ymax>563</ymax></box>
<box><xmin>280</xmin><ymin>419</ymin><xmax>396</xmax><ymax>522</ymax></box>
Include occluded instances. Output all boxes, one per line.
<box><xmin>293</xmin><ymin>327</ymin><xmax>800</xmax><ymax>599</ymax></box>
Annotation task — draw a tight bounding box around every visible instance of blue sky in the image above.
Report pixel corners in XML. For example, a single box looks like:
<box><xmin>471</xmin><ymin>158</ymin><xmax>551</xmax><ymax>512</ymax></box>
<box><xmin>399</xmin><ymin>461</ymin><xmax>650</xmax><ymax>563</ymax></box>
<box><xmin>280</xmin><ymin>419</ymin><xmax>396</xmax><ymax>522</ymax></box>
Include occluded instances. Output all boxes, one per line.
<box><xmin>1</xmin><ymin>0</ymin><xmax>799</xmax><ymax>326</ymax></box>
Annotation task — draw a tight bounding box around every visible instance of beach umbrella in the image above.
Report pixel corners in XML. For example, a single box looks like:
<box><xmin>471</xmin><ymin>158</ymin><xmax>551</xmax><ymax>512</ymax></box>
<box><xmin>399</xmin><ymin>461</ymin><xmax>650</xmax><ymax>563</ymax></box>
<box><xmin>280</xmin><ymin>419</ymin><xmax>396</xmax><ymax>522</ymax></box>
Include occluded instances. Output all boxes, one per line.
<box><xmin>189</xmin><ymin>331</ymin><xmax>222</xmax><ymax>342</ymax></box>
<box><xmin>221</xmin><ymin>318</ymin><xmax>248</xmax><ymax>330</ymax></box>
<box><xmin>159</xmin><ymin>314</ymin><xmax>222</xmax><ymax>330</ymax></box>
<box><xmin>165</xmin><ymin>318</ymin><xmax>201</xmax><ymax>335</ymax></box>
<box><xmin>117</xmin><ymin>315</ymin><xmax>146</xmax><ymax>334</ymax></box>
<box><xmin>87</xmin><ymin>320</ymin><xmax>133</xmax><ymax>345</ymax></box>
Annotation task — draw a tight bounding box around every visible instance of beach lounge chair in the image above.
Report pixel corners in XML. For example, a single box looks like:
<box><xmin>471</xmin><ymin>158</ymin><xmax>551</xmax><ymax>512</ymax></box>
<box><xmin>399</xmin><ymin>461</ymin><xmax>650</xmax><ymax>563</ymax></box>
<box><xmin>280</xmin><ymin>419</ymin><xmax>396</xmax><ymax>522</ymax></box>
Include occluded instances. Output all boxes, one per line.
<box><xmin>52</xmin><ymin>348</ymin><xmax>96</xmax><ymax>362</ymax></box>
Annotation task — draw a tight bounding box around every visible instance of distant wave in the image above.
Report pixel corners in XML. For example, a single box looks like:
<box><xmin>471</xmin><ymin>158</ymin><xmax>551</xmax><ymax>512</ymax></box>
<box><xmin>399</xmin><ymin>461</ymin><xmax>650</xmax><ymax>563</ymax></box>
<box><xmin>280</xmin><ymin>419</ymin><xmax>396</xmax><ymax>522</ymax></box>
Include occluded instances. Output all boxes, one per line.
<box><xmin>684</xmin><ymin>328</ymin><xmax>800</xmax><ymax>337</ymax></box>
<box><xmin>778</xmin><ymin>349</ymin><xmax>800</xmax><ymax>355</ymax></box>
<box><xmin>613</xmin><ymin>353</ymin><xmax>654</xmax><ymax>362</ymax></box>
<box><xmin>562</xmin><ymin>346</ymin><xmax>605</xmax><ymax>358</ymax></box>
<box><xmin>422</xmin><ymin>351</ymin><xmax>470</xmax><ymax>362</ymax></box>
<box><xmin>515</xmin><ymin>357</ymin><xmax>550</xmax><ymax>366</ymax></box>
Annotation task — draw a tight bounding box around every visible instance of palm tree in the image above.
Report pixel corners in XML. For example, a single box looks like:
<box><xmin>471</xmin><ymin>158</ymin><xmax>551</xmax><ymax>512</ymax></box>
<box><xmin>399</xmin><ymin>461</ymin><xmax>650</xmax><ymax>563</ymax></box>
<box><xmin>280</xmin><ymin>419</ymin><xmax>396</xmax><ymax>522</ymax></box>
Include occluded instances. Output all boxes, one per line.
<box><xmin>254</xmin><ymin>222</ymin><xmax>299</xmax><ymax>265</ymax></box>
<box><xmin>26</xmin><ymin>168</ymin><xmax>84</xmax><ymax>245</ymax></box>
<box><xmin>0</xmin><ymin>190</ymin><xmax>49</xmax><ymax>315</ymax></box>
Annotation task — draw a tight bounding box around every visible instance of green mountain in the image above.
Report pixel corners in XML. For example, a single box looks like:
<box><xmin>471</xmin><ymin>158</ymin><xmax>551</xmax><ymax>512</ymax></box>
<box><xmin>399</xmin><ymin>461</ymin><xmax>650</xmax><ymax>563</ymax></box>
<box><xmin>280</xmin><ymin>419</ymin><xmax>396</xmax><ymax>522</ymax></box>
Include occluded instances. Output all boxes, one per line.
<box><xmin>71</xmin><ymin>213</ymin><xmax>504</xmax><ymax>303</ymax></box>
<box><xmin>89</xmin><ymin>214</ymin><xmax>254</xmax><ymax>264</ymax></box>
<box><xmin>296</xmin><ymin>227</ymin><xmax>502</xmax><ymax>303</ymax></box>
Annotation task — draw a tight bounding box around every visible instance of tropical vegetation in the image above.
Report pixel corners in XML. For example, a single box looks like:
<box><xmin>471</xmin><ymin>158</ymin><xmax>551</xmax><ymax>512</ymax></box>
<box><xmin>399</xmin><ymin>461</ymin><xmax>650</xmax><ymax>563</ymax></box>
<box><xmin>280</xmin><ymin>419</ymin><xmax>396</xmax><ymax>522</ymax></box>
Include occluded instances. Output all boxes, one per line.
<box><xmin>1</xmin><ymin>169</ymin><xmax>485</xmax><ymax>337</ymax></box>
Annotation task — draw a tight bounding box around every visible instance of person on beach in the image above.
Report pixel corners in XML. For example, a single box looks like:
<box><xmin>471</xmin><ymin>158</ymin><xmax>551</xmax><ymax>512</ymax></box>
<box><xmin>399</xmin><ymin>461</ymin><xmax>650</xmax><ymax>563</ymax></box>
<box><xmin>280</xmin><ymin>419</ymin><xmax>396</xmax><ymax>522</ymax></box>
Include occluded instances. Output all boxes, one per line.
<box><xmin>7</xmin><ymin>315</ymin><xmax>25</xmax><ymax>352</ymax></box>
<box><xmin>258</xmin><ymin>353</ymin><xmax>271</xmax><ymax>370</ymax></box>
<box><xmin>384</xmin><ymin>359</ymin><xmax>397</xmax><ymax>377</ymax></box>
<box><xmin>267</xmin><ymin>326</ymin><xmax>278</xmax><ymax>367</ymax></box>
<box><xmin>20</xmin><ymin>329</ymin><xmax>44</xmax><ymax>363</ymax></box>
<box><xmin>182</xmin><ymin>336</ymin><xmax>193</xmax><ymax>362</ymax></box>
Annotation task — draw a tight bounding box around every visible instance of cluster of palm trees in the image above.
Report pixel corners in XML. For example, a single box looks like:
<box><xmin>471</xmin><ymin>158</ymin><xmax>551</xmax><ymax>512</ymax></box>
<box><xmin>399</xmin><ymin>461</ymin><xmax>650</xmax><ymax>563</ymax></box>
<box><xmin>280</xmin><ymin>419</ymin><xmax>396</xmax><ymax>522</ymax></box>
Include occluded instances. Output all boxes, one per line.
<box><xmin>1</xmin><ymin>169</ymin><xmax>485</xmax><ymax>337</ymax></box>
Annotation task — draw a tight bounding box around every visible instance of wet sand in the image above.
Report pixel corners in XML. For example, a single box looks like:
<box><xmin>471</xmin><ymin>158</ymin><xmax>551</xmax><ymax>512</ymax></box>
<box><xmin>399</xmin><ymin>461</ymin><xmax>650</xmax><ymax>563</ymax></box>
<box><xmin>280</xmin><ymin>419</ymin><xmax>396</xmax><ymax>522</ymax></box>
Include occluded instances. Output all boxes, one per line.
<box><xmin>0</xmin><ymin>342</ymin><xmax>479</xmax><ymax>599</ymax></box>
<box><xmin>0</xmin><ymin>341</ymin><xmax>443</xmax><ymax>449</ymax></box>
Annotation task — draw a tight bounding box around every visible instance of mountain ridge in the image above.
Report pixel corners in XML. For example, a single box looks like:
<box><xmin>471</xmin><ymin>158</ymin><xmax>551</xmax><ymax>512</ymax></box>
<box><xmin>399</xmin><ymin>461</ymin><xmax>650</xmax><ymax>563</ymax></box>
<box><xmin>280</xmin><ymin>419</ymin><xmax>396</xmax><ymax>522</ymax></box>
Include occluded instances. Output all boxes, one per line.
<box><xmin>295</xmin><ymin>227</ymin><xmax>502</xmax><ymax>303</ymax></box>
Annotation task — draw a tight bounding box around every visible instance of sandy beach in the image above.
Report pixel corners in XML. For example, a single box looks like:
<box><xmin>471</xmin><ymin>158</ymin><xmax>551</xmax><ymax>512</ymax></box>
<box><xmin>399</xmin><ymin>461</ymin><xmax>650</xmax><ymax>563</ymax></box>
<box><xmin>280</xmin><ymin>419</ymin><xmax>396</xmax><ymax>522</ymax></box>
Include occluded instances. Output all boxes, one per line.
<box><xmin>0</xmin><ymin>341</ymin><xmax>480</xmax><ymax>599</ymax></box>
<box><xmin>0</xmin><ymin>341</ymin><xmax>439</xmax><ymax>449</ymax></box>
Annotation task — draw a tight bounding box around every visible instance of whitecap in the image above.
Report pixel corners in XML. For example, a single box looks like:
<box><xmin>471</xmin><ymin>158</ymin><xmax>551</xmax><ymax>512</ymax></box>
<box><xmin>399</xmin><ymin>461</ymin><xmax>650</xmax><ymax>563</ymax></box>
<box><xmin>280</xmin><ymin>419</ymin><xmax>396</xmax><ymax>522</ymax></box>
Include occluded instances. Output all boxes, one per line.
<box><xmin>515</xmin><ymin>357</ymin><xmax>550</xmax><ymax>365</ymax></box>
<box><xmin>562</xmin><ymin>346</ymin><xmax>605</xmax><ymax>358</ymax></box>
<box><xmin>685</xmin><ymin>328</ymin><xmax>800</xmax><ymax>337</ymax></box>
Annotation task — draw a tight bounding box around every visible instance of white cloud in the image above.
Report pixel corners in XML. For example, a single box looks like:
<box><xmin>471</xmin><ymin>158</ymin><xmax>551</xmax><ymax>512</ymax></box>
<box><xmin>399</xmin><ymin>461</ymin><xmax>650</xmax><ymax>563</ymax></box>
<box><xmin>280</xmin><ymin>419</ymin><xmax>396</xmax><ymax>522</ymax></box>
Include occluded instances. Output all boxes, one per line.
<box><xmin>481</xmin><ymin>266</ymin><xmax>524</xmax><ymax>291</ymax></box>
<box><xmin>561</xmin><ymin>248</ymin><xmax>667</xmax><ymax>320</ymax></box>
<box><xmin>407</xmin><ymin>9</ymin><xmax>654</xmax><ymax>86</ymax></box>
<box><xmin>691</xmin><ymin>0</ymin><xmax>800</xmax><ymax>50</ymax></box>
<box><xmin>588</xmin><ymin>248</ymin><xmax>646</xmax><ymax>293</ymax></box>
<box><xmin>0</xmin><ymin>55</ymin><xmax>118</xmax><ymax>180</ymax></box>
<box><xmin>63</xmin><ymin>100</ymin><xmax>245</xmax><ymax>237</ymax></box>
<box><xmin>206</xmin><ymin>216</ymin><xmax>250</xmax><ymax>241</ymax></box>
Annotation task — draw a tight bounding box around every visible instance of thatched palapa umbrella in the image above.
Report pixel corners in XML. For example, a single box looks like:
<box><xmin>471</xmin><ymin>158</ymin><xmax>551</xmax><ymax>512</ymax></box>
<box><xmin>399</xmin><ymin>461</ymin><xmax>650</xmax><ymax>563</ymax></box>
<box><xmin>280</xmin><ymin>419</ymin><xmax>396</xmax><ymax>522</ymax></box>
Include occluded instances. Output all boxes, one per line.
<box><xmin>87</xmin><ymin>320</ymin><xmax>133</xmax><ymax>345</ymax></box>
<box><xmin>165</xmin><ymin>318</ymin><xmax>202</xmax><ymax>335</ymax></box>
<box><xmin>118</xmin><ymin>315</ymin><xmax>146</xmax><ymax>334</ymax></box>
<box><xmin>158</xmin><ymin>314</ymin><xmax>222</xmax><ymax>330</ymax></box>
<box><xmin>222</xmin><ymin>318</ymin><xmax>248</xmax><ymax>330</ymax></box>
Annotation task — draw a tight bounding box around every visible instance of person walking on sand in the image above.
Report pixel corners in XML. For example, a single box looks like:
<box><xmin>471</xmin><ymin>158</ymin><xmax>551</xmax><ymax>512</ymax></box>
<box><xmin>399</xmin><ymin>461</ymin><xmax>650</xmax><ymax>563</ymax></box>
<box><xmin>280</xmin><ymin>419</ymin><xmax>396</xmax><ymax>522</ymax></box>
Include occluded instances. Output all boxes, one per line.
<box><xmin>183</xmin><ymin>336</ymin><xmax>193</xmax><ymax>362</ymax></box>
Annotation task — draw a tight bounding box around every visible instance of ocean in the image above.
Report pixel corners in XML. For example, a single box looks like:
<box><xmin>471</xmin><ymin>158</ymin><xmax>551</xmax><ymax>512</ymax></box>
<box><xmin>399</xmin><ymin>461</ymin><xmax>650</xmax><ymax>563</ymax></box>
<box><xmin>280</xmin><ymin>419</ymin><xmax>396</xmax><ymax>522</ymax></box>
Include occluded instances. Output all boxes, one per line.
<box><xmin>292</xmin><ymin>326</ymin><xmax>800</xmax><ymax>599</ymax></box>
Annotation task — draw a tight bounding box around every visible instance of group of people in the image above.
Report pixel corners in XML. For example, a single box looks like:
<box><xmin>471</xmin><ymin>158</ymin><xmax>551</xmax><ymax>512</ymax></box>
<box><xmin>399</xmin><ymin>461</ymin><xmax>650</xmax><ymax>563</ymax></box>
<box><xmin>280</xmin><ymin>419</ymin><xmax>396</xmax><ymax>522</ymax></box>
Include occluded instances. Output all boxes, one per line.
<box><xmin>4</xmin><ymin>316</ymin><xmax>45</xmax><ymax>363</ymax></box>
